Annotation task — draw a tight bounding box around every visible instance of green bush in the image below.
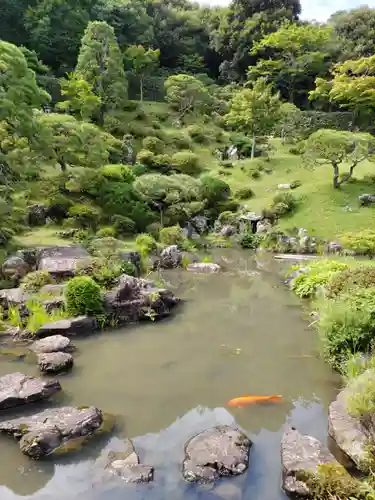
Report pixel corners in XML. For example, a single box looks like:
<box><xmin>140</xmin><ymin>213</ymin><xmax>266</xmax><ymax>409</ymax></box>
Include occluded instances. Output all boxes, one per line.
<box><xmin>159</xmin><ymin>226</ymin><xmax>185</xmax><ymax>246</ymax></box>
<box><xmin>112</xmin><ymin>215</ymin><xmax>136</xmax><ymax>236</ymax></box>
<box><xmin>235</xmin><ymin>187</ymin><xmax>254</xmax><ymax>200</ymax></box>
<box><xmin>68</xmin><ymin>204</ymin><xmax>100</xmax><ymax>229</ymax></box>
<box><xmin>88</xmin><ymin>237</ymin><xmax>124</xmax><ymax>258</ymax></box>
<box><xmin>47</xmin><ymin>194</ymin><xmax>73</xmax><ymax>221</ymax></box>
<box><xmin>142</xmin><ymin>136</ymin><xmax>165</xmax><ymax>154</ymax></box>
<box><xmin>151</xmin><ymin>154</ymin><xmax>172</xmax><ymax>172</ymax></box>
<box><xmin>187</xmin><ymin>125</ymin><xmax>206</xmax><ymax>143</ymax></box>
<box><xmin>128</xmin><ymin>122</ymin><xmax>155</xmax><ymax>138</ymax></box>
<box><xmin>200</xmin><ymin>176</ymin><xmax>230</xmax><ymax>205</ymax></box>
<box><xmin>217</xmin><ymin>211</ymin><xmax>237</xmax><ymax>226</ymax></box>
<box><xmin>21</xmin><ymin>271</ymin><xmax>54</xmax><ymax>292</ymax></box>
<box><xmin>171</xmin><ymin>151</ymin><xmax>201</xmax><ymax>175</ymax></box>
<box><xmin>135</xmin><ymin>233</ymin><xmax>157</xmax><ymax>254</ymax></box>
<box><xmin>317</xmin><ymin>288</ymin><xmax>375</xmax><ymax>368</ymax></box>
<box><xmin>96</xmin><ymin>226</ymin><xmax>117</xmax><ymax>238</ymax></box>
<box><xmin>101</xmin><ymin>164</ymin><xmax>135</xmax><ymax>183</ymax></box>
<box><xmin>327</xmin><ymin>267</ymin><xmax>375</xmax><ymax>298</ymax></box>
<box><xmin>272</xmin><ymin>192</ymin><xmax>297</xmax><ymax>212</ymax></box>
<box><xmin>251</xmin><ymin>170</ymin><xmax>261</xmax><ymax>179</ymax></box>
<box><xmin>136</xmin><ymin>149</ymin><xmax>155</xmax><ymax>166</ymax></box>
<box><xmin>77</xmin><ymin>257</ymin><xmax>136</xmax><ymax>288</ymax></box>
<box><xmin>162</xmin><ymin>130</ymin><xmax>192</xmax><ymax>149</ymax></box>
<box><xmin>65</xmin><ymin>276</ymin><xmax>103</xmax><ymax>316</ymax></box>
<box><xmin>132</xmin><ymin>163</ymin><xmax>149</xmax><ymax>177</ymax></box>
<box><xmin>340</xmin><ymin>230</ymin><xmax>375</xmax><ymax>256</ymax></box>
<box><xmin>289</xmin><ymin>260</ymin><xmax>348</xmax><ymax>299</ymax></box>
<box><xmin>146</xmin><ymin>222</ymin><xmax>162</xmax><ymax>239</ymax></box>
<box><xmin>239</xmin><ymin>232</ymin><xmax>262</xmax><ymax>249</ymax></box>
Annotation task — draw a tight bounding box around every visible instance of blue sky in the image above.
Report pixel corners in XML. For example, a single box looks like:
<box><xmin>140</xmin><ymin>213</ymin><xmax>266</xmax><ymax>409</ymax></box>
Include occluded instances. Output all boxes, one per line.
<box><xmin>201</xmin><ymin>0</ymin><xmax>375</xmax><ymax>21</ymax></box>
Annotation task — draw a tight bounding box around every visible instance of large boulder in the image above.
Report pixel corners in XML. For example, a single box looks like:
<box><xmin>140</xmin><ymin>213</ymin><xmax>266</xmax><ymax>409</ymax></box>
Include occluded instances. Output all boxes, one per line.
<box><xmin>159</xmin><ymin>245</ymin><xmax>182</xmax><ymax>269</ymax></box>
<box><xmin>31</xmin><ymin>335</ymin><xmax>72</xmax><ymax>353</ymax></box>
<box><xmin>35</xmin><ymin>316</ymin><xmax>96</xmax><ymax>338</ymax></box>
<box><xmin>281</xmin><ymin>427</ymin><xmax>342</xmax><ymax>498</ymax></box>
<box><xmin>0</xmin><ymin>372</ymin><xmax>61</xmax><ymax>410</ymax></box>
<box><xmin>0</xmin><ymin>288</ymin><xmax>29</xmax><ymax>311</ymax></box>
<box><xmin>104</xmin><ymin>274</ymin><xmax>179</xmax><ymax>325</ymax></box>
<box><xmin>359</xmin><ymin>194</ymin><xmax>375</xmax><ymax>206</ymax></box>
<box><xmin>191</xmin><ymin>215</ymin><xmax>209</xmax><ymax>234</ymax></box>
<box><xmin>37</xmin><ymin>246</ymin><xmax>91</xmax><ymax>278</ymax></box>
<box><xmin>105</xmin><ymin>439</ymin><xmax>154</xmax><ymax>483</ymax></box>
<box><xmin>0</xmin><ymin>406</ymin><xmax>103</xmax><ymax>459</ymax></box>
<box><xmin>2</xmin><ymin>256</ymin><xmax>30</xmax><ymax>281</ymax></box>
<box><xmin>328</xmin><ymin>370</ymin><xmax>375</xmax><ymax>470</ymax></box>
<box><xmin>187</xmin><ymin>263</ymin><xmax>221</xmax><ymax>274</ymax></box>
<box><xmin>182</xmin><ymin>425</ymin><xmax>251</xmax><ymax>483</ymax></box>
<box><xmin>26</xmin><ymin>204</ymin><xmax>48</xmax><ymax>226</ymax></box>
<box><xmin>37</xmin><ymin>352</ymin><xmax>74</xmax><ymax>373</ymax></box>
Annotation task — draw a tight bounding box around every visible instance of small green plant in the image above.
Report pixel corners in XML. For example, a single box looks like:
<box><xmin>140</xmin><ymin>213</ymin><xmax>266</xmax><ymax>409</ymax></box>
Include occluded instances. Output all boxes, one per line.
<box><xmin>217</xmin><ymin>211</ymin><xmax>237</xmax><ymax>226</ymax></box>
<box><xmin>271</xmin><ymin>192</ymin><xmax>298</xmax><ymax>215</ymax></box>
<box><xmin>135</xmin><ymin>233</ymin><xmax>157</xmax><ymax>254</ymax></box>
<box><xmin>96</xmin><ymin>226</ymin><xmax>117</xmax><ymax>238</ymax></box>
<box><xmin>159</xmin><ymin>226</ymin><xmax>184</xmax><ymax>246</ymax></box>
<box><xmin>239</xmin><ymin>232</ymin><xmax>262</xmax><ymax>249</ymax></box>
<box><xmin>235</xmin><ymin>187</ymin><xmax>254</xmax><ymax>200</ymax></box>
<box><xmin>21</xmin><ymin>271</ymin><xmax>54</xmax><ymax>292</ymax></box>
<box><xmin>25</xmin><ymin>300</ymin><xmax>68</xmax><ymax>334</ymax></box>
<box><xmin>65</xmin><ymin>276</ymin><xmax>103</xmax><ymax>316</ymax></box>
<box><xmin>7</xmin><ymin>306</ymin><xmax>22</xmax><ymax>328</ymax></box>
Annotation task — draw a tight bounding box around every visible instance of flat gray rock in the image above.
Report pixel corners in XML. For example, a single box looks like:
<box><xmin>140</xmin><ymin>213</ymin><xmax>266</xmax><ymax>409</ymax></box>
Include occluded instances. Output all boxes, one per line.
<box><xmin>0</xmin><ymin>372</ymin><xmax>61</xmax><ymax>410</ymax></box>
<box><xmin>37</xmin><ymin>246</ymin><xmax>90</xmax><ymax>278</ymax></box>
<box><xmin>186</xmin><ymin>263</ymin><xmax>221</xmax><ymax>274</ymax></box>
<box><xmin>35</xmin><ymin>316</ymin><xmax>96</xmax><ymax>338</ymax></box>
<box><xmin>281</xmin><ymin>427</ymin><xmax>341</xmax><ymax>497</ymax></box>
<box><xmin>37</xmin><ymin>352</ymin><xmax>74</xmax><ymax>373</ymax></box>
<box><xmin>105</xmin><ymin>440</ymin><xmax>154</xmax><ymax>483</ymax></box>
<box><xmin>182</xmin><ymin>425</ymin><xmax>251</xmax><ymax>483</ymax></box>
<box><xmin>328</xmin><ymin>370</ymin><xmax>375</xmax><ymax>470</ymax></box>
<box><xmin>0</xmin><ymin>406</ymin><xmax>103</xmax><ymax>458</ymax></box>
<box><xmin>31</xmin><ymin>335</ymin><xmax>72</xmax><ymax>353</ymax></box>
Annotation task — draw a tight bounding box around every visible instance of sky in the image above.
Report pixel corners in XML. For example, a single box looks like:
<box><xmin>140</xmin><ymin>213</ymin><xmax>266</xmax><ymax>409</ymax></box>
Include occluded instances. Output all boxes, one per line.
<box><xmin>200</xmin><ymin>0</ymin><xmax>375</xmax><ymax>21</ymax></box>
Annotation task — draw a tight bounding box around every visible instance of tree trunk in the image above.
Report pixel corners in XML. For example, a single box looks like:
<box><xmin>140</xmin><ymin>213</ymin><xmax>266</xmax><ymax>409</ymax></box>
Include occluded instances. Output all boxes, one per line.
<box><xmin>140</xmin><ymin>76</ymin><xmax>143</xmax><ymax>102</ymax></box>
<box><xmin>58</xmin><ymin>159</ymin><xmax>67</xmax><ymax>172</ymax></box>
<box><xmin>332</xmin><ymin>162</ymin><xmax>340</xmax><ymax>188</ymax></box>
<box><xmin>160</xmin><ymin>208</ymin><xmax>164</xmax><ymax>228</ymax></box>
<box><xmin>336</xmin><ymin>163</ymin><xmax>356</xmax><ymax>187</ymax></box>
<box><xmin>251</xmin><ymin>134</ymin><xmax>256</xmax><ymax>160</ymax></box>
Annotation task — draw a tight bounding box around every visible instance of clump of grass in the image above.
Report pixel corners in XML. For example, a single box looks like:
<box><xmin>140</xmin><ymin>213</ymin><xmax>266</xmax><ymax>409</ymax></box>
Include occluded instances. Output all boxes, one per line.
<box><xmin>6</xmin><ymin>301</ymin><xmax>69</xmax><ymax>335</ymax></box>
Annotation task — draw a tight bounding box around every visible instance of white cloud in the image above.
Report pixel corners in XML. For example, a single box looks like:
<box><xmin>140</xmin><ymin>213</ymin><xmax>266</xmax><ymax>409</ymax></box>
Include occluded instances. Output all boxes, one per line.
<box><xmin>199</xmin><ymin>0</ymin><xmax>375</xmax><ymax>21</ymax></box>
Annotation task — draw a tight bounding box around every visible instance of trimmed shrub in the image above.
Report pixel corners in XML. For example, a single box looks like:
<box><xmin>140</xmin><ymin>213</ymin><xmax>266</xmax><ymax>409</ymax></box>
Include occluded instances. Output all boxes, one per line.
<box><xmin>132</xmin><ymin>163</ymin><xmax>149</xmax><ymax>177</ymax></box>
<box><xmin>135</xmin><ymin>233</ymin><xmax>157</xmax><ymax>254</ymax></box>
<box><xmin>68</xmin><ymin>204</ymin><xmax>100</xmax><ymax>230</ymax></box>
<box><xmin>187</xmin><ymin>125</ymin><xmax>206</xmax><ymax>143</ymax></box>
<box><xmin>47</xmin><ymin>194</ymin><xmax>73</xmax><ymax>221</ymax></box>
<box><xmin>217</xmin><ymin>211</ymin><xmax>237</xmax><ymax>226</ymax></box>
<box><xmin>101</xmin><ymin>164</ymin><xmax>135</xmax><ymax>183</ymax></box>
<box><xmin>159</xmin><ymin>226</ymin><xmax>185</xmax><ymax>246</ymax></box>
<box><xmin>235</xmin><ymin>187</ymin><xmax>254</xmax><ymax>200</ymax></box>
<box><xmin>128</xmin><ymin>122</ymin><xmax>155</xmax><ymax>138</ymax></box>
<box><xmin>340</xmin><ymin>230</ymin><xmax>375</xmax><ymax>256</ymax></box>
<box><xmin>21</xmin><ymin>270</ymin><xmax>54</xmax><ymax>292</ymax></box>
<box><xmin>239</xmin><ymin>232</ymin><xmax>262</xmax><ymax>249</ymax></box>
<box><xmin>136</xmin><ymin>149</ymin><xmax>155</xmax><ymax>166</ymax></box>
<box><xmin>142</xmin><ymin>136</ymin><xmax>164</xmax><ymax>154</ymax></box>
<box><xmin>96</xmin><ymin>227</ymin><xmax>117</xmax><ymax>238</ymax></box>
<box><xmin>327</xmin><ymin>266</ymin><xmax>375</xmax><ymax>298</ymax></box>
<box><xmin>65</xmin><ymin>276</ymin><xmax>103</xmax><ymax>316</ymax></box>
<box><xmin>171</xmin><ymin>151</ymin><xmax>201</xmax><ymax>175</ymax></box>
<box><xmin>152</xmin><ymin>154</ymin><xmax>172</xmax><ymax>172</ymax></box>
<box><xmin>112</xmin><ymin>215</ymin><xmax>136</xmax><ymax>236</ymax></box>
<box><xmin>77</xmin><ymin>257</ymin><xmax>136</xmax><ymax>288</ymax></box>
<box><xmin>146</xmin><ymin>222</ymin><xmax>162</xmax><ymax>239</ymax></box>
<box><xmin>163</xmin><ymin>129</ymin><xmax>192</xmax><ymax>149</ymax></box>
<box><xmin>200</xmin><ymin>176</ymin><xmax>230</xmax><ymax>205</ymax></box>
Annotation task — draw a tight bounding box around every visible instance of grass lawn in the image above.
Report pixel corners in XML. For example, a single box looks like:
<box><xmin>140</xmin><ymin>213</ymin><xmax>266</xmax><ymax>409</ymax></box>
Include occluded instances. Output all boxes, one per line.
<box><xmin>212</xmin><ymin>140</ymin><xmax>375</xmax><ymax>239</ymax></box>
<box><xmin>14</xmin><ymin>226</ymin><xmax>72</xmax><ymax>247</ymax></box>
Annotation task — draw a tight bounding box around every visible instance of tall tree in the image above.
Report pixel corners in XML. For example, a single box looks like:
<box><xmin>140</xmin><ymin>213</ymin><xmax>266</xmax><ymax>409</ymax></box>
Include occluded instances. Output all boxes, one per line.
<box><xmin>125</xmin><ymin>46</ymin><xmax>160</xmax><ymax>101</ymax></box>
<box><xmin>248</xmin><ymin>22</ymin><xmax>336</xmax><ymax>105</ymax></box>
<box><xmin>225</xmin><ymin>78</ymin><xmax>281</xmax><ymax>159</ymax></box>
<box><xmin>75</xmin><ymin>21</ymin><xmax>128</xmax><ymax>125</ymax></box>
<box><xmin>57</xmin><ymin>72</ymin><xmax>101</xmax><ymax>121</ymax></box>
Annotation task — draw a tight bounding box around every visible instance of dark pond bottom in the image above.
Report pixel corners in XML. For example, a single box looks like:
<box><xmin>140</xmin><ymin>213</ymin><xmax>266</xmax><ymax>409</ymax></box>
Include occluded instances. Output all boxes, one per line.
<box><xmin>0</xmin><ymin>249</ymin><xmax>341</xmax><ymax>500</ymax></box>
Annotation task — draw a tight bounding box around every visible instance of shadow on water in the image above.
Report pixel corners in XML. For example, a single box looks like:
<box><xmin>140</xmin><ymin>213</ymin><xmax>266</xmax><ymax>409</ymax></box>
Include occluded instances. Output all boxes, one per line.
<box><xmin>0</xmin><ymin>249</ymin><xmax>341</xmax><ymax>500</ymax></box>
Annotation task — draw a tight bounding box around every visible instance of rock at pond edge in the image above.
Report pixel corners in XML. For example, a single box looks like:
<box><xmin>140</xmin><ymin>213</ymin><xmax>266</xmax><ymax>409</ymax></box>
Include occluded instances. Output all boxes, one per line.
<box><xmin>105</xmin><ymin>439</ymin><xmax>154</xmax><ymax>483</ymax></box>
<box><xmin>182</xmin><ymin>425</ymin><xmax>251</xmax><ymax>483</ymax></box>
<box><xmin>31</xmin><ymin>335</ymin><xmax>72</xmax><ymax>353</ymax></box>
<box><xmin>37</xmin><ymin>352</ymin><xmax>74</xmax><ymax>373</ymax></box>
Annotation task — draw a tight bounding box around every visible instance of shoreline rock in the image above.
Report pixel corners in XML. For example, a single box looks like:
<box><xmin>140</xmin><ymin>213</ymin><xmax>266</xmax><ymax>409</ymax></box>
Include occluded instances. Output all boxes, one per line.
<box><xmin>35</xmin><ymin>316</ymin><xmax>96</xmax><ymax>338</ymax></box>
<box><xmin>0</xmin><ymin>406</ymin><xmax>103</xmax><ymax>458</ymax></box>
<box><xmin>37</xmin><ymin>352</ymin><xmax>74</xmax><ymax>373</ymax></box>
<box><xmin>0</xmin><ymin>372</ymin><xmax>61</xmax><ymax>410</ymax></box>
<box><xmin>182</xmin><ymin>425</ymin><xmax>251</xmax><ymax>483</ymax></box>
<box><xmin>105</xmin><ymin>439</ymin><xmax>154</xmax><ymax>483</ymax></box>
<box><xmin>31</xmin><ymin>335</ymin><xmax>73</xmax><ymax>353</ymax></box>
<box><xmin>186</xmin><ymin>262</ymin><xmax>221</xmax><ymax>274</ymax></box>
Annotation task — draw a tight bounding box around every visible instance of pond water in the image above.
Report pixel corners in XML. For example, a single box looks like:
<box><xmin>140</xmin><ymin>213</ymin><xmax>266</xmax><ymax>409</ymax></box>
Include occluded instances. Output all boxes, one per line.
<box><xmin>0</xmin><ymin>249</ymin><xmax>341</xmax><ymax>500</ymax></box>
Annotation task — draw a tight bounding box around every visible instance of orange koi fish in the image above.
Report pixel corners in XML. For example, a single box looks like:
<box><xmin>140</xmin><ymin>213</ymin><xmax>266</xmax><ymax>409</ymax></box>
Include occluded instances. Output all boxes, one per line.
<box><xmin>227</xmin><ymin>394</ymin><xmax>283</xmax><ymax>408</ymax></box>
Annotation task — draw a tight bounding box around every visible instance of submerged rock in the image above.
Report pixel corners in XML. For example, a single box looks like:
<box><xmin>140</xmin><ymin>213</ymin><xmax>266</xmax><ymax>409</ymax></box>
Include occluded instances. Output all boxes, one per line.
<box><xmin>37</xmin><ymin>246</ymin><xmax>91</xmax><ymax>278</ymax></box>
<box><xmin>281</xmin><ymin>427</ymin><xmax>341</xmax><ymax>497</ymax></box>
<box><xmin>37</xmin><ymin>352</ymin><xmax>74</xmax><ymax>373</ymax></box>
<box><xmin>105</xmin><ymin>439</ymin><xmax>154</xmax><ymax>483</ymax></box>
<box><xmin>328</xmin><ymin>370</ymin><xmax>375</xmax><ymax>470</ymax></box>
<box><xmin>31</xmin><ymin>335</ymin><xmax>72</xmax><ymax>353</ymax></box>
<box><xmin>186</xmin><ymin>263</ymin><xmax>221</xmax><ymax>274</ymax></box>
<box><xmin>35</xmin><ymin>316</ymin><xmax>96</xmax><ymax>338</ymax></box>
<box><xmin>182</xmin><ymin>425</ymin><xmax>251</xmax><ymax>482</ymax></box>
<box><xmin>104</xmin><ymin>274</ymin><xmax>179</xmax><ymax>325</ymax></box>
<box><xmin>0</xmin><ymin>406</ymin><xmax>103</xmax><ymax>459</ymax></box>
<box><xmin>0</xmin><ymin>372</ymin><xmax>61</xmax><ymax>410</ymax></box>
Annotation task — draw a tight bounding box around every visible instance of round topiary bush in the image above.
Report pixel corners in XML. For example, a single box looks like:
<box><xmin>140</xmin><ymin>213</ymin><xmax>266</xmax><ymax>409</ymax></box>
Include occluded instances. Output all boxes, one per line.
<box><xmin>142</xmin><ymin>136</ymin><xmax>164</xmax><ymax>154</ymax></box>
<box><xmin>200</xmin><ymin>176</ymin><xmax>230</xmax><ymax>205</ymax></box>
<box><xmin>96</xmin><ymin>226</ymin><xmax>117</xmax><ymax>238</ymax></box>
<box><xmin>132</xmin><ymin>163</ymin><xmax>149</xmax><ymax>177</ymax></box>
<box><xmin>21</xmin><ymin>270</ymin><xmax>54</xmax><ymax>292</ymax></box>
<box><xmin>235</xmin><ymin>187</ymin><xmax>254</xmax><ymax>200</ymax></box>
<box><xmin>111</xmin><ymin>215</ymin><xmax>136</xmax><ymax>236</ymax></box>
<box><xmin>159</xmin><ymin>226</ymin><xmax>184</xmax><ymax>246</ymax></box>
<box><xmin>171</xmin><ymin>151</ymin><xmax>201</xmax><ymax>175</ymax></box>
<box><xmin>68</xmin><ymin>204</ymin><xmax>100</xmax><ymax>229</ymax></box>
<box><xmin>101</xmin><ymin>164</ymin><xmax>135</xmax><ymax>183</ymax></box>
<box><xmin>187</xmin><ymin>125</ymin><xmax>206</xmax><ymax>143</ymax></box>
<box><xmin>135</xmin><ymin>233</ymin><xmax>157</xmax><ymax>254</ymax></box>
<box><xmin>136</xmin><ymin>149</ymin><xmax>155</xmax><ymax>166</ymax></box>
<box><xmin>65</xmin><ymin>276</ymin><xmax>103</xmax><ymax>316</ymax></box>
